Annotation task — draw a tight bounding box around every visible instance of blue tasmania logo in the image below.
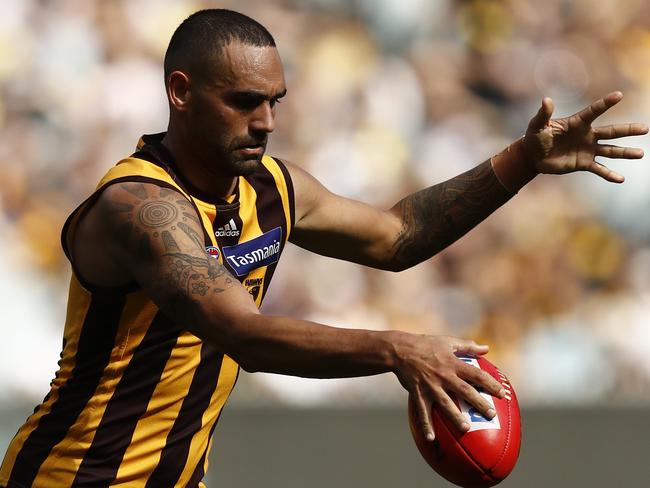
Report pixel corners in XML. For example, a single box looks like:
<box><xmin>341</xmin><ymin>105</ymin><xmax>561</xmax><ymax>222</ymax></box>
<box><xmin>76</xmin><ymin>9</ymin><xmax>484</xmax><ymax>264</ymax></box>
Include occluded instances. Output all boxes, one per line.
<box><xmin>222</xmin><ymin>227</ymin><xmax>282</xmax><ymax>276</ymax></box>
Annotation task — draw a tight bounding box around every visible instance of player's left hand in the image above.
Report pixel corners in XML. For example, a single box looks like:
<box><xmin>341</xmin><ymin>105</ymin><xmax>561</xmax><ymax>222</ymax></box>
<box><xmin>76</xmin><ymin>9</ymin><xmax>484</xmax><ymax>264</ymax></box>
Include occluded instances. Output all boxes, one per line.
<box><xmin>523</xmin><ymin>91</ymin><xmax>648</xmax><ymax>183</ymax></box>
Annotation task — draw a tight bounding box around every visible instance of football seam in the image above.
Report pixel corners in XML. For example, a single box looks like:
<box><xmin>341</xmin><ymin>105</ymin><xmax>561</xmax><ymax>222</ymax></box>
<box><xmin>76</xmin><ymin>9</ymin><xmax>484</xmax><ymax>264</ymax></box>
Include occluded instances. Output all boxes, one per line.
<box><xmin>452</xmin><ymin>359</ymin><xmax>501</xmax><ymax>482</ymax></box>
<box><xmin>491</xmin><ymin>379</ymin><xmax>513</xmax><ymax>473</ymax></box>
<box><xmin>438</xmin><ymin>413</ymin><xmax>498</xmax><ymax>485</ymax></box>
<box><xmin>464</xmin><ymin>365</ymin><xmax>514</xmax><ymax>479</ymax></box>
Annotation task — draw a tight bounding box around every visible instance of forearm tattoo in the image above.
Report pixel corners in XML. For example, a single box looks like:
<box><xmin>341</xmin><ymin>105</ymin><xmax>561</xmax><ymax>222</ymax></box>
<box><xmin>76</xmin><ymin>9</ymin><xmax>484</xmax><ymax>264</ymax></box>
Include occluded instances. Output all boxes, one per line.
<box><xmin>391</xmin><ymin>160</ymin><xmax>512</xmax><ymax>268</ymax></box>
<box><xmin>107</xmin><ymin>184</ymin><xmax>234</xmax><ymax>306</ymax></box>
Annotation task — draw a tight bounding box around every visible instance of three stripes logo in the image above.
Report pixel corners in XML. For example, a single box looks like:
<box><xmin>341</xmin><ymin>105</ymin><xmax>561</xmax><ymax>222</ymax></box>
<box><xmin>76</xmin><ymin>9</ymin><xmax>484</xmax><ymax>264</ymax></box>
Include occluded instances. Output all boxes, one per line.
<box><xmin>215</xmin><ymin>218</ymin><xmax>240</xmax><ymax>237</ymax></box>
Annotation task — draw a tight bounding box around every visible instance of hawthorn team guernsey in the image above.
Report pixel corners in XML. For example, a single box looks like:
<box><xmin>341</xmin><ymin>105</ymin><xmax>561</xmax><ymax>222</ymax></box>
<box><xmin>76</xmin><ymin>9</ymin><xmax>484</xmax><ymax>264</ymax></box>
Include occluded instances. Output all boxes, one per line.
<box><xmin>0</xmin><ymin>133</ymin><xmax>295</xmax><ymax>488</ymax></box>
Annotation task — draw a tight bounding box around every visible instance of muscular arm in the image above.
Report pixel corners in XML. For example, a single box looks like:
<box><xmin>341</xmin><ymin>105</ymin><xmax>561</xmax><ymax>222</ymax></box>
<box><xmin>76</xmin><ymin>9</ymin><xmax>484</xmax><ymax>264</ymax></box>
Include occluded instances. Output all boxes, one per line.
<box><xmin>287</xmin><ymin>156</ymin><xmax>516</xmax><ymax>272</ymax></box>
<box><xmin>75</xmin><ymin>181</ymin><xmax>502</xmax><ymax>439</ymax></box>
<box><xmin>389</xmin><ymin>159</ymin><xmax>513</xmax><ymax>270</ymax></box>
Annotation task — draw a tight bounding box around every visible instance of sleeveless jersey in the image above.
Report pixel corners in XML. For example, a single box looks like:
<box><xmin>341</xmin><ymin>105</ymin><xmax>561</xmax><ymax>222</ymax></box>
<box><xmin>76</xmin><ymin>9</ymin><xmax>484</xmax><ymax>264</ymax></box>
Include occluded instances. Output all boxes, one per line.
<box><xmin>0</xmin><ymin>133</ymin><xmax>295</xmax><ymax>488</ymax></box>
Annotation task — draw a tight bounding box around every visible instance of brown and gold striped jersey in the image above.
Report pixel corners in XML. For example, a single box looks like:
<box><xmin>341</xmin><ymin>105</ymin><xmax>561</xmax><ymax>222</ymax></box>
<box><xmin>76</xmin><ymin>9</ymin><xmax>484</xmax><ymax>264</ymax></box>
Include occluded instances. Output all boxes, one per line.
<box><xmin>1</xmin><ymin>133</ymin><xmax>295</xmax><ymax>488</ymax></box>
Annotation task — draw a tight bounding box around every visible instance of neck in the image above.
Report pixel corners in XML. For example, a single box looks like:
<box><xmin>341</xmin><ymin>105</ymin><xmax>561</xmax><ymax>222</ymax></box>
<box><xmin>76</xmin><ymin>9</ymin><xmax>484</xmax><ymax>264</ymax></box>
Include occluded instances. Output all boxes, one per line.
<box><xmin>161</xmin><ymin>127</ymin><xmax>238</xmax><ymax>201</ymax></box>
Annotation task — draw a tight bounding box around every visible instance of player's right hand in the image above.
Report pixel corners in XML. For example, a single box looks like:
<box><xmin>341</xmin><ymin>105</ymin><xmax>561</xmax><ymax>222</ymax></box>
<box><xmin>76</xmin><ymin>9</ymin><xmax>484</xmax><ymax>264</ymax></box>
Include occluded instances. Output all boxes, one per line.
<box><xmin>392</xmin><ymin>334</ymin><xmax>506</xmax><ymax>441</ymax></box>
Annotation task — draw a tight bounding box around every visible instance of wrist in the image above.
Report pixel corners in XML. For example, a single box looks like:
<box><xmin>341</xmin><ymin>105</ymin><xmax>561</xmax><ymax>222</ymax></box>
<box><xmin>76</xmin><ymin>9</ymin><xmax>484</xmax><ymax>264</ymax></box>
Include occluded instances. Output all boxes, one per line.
<box><xmin>380</xmin><ymin>330</ymin><xmax>408</xmax><ymax>374</ymax></box>
<box><xmin>490</xmin><ymin>137</ymin><xmax>539</xmax><ymax>194</ymax></box>
<box><xmin>384</xmin><ymin>330</ymin><xmax>419</xmax><ymax>376</ymax></box>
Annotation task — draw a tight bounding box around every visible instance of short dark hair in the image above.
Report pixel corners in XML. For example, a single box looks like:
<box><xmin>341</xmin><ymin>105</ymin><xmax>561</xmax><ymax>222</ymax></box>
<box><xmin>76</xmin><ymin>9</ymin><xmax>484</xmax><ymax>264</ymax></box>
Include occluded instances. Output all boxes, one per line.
<box><xmin>164</xmin><ymin>9</ymin><xmax>276</xmax><ymax>82</ymax></box>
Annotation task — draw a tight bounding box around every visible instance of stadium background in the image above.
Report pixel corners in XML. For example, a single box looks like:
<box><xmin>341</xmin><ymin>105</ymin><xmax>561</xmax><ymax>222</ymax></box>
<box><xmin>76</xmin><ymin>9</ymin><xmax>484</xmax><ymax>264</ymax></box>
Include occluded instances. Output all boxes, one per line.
<box><xmin>0</xmin><ymin>0</ymin><xmax>649</xmax><ymax>486</ymax></box>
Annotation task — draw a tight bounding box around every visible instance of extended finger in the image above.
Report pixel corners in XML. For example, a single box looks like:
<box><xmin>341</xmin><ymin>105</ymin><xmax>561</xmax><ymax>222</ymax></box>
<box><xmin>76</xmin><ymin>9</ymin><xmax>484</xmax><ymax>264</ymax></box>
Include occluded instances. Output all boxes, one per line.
<box><xmin>594</xmin><ymin>123</ymin><xmax>649</xmax><ymax>140</ymax></box>
<box><xmin>458</xmin><ymin>361</ymin><xmax>505</xmax><ymax>398</ymax></box>
<box><xmin>587</xmin><ymin>161</ymin><xmax>625</xmax><ymax>183</ymax></box>
<box><xmin>433</xmin><ymin>387</ymin><xmax>470</xmax><ymax>434</ymax></box>
<box><xmin>574</xmin><ymin>91</ymin><xmax>623</xmax><ymax>126</ymax></box>
<box><xmin>596</xmin><ymin>144</ymin><xmax>644</xmax><ymax>159</ymax></box>
<box><xmin>413</xmin><ymin>389</ymin><xmax>436</xmax><ymax>441</ymax></box>
<box><xmin>452</xmin><ymin>338</ymin><xmax>489</xmax><ymax>356</ymax></box>
<box><xmin>450</xmin><ymin>377</ymin><xmax>496</xmax><ymax>421</ymax></box>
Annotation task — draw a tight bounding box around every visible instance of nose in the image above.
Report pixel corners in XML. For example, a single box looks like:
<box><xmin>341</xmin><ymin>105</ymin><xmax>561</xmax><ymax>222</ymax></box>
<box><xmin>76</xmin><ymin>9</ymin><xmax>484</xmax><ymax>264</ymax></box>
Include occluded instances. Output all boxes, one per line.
<box><xmin>250</xmin><ymin>101</ymin><xmax>275</xmax><ymax>134</ymax></box>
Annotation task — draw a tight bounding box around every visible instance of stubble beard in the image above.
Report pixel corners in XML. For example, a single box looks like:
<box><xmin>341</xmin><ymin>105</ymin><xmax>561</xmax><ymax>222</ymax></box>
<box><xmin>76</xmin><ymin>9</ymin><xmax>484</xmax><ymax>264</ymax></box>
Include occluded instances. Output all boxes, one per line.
<box><xmin>227</xmin><ymin>157</ymin><xmax>261</xmax><ymax>176</ymax></box>
<box><xmin>206</xmin><ymin>143</ymin><xmax>264</xmax><ymax>178</ymax></box>
<box><xmin>223</xmin><ymin>137</ymin><xmax>267</xmax><ymax>176</ymax></box>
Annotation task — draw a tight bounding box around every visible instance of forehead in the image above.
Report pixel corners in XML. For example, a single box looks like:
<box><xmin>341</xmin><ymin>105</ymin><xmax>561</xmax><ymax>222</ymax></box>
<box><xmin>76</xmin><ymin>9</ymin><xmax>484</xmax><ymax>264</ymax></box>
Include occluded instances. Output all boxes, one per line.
<box><xmin>214</xmin><ymin>42</ymin><xmax>285</xmax><ymax>92</ymax></box>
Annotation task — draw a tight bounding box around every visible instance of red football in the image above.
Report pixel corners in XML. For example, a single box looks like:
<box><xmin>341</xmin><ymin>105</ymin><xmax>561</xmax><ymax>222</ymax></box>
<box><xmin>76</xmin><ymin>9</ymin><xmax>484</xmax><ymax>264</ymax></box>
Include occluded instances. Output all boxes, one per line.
<box><xmin>408</xmin><ymin>355</ymin><xmax>521</xmax><ymax>487</ymax></box>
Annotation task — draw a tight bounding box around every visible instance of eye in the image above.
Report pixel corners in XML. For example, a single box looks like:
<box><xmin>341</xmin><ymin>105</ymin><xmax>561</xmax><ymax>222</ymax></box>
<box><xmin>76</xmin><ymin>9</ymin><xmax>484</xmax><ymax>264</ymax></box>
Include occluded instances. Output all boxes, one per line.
<box><xmin>227</xmin><ymin>93</ymin><xmax>264</xmax><ymax>111</ymax></box>
<box><xmin>270</xmin><ymin>97</ymin><xmax>283</xmax><ymax>108</ymax></box>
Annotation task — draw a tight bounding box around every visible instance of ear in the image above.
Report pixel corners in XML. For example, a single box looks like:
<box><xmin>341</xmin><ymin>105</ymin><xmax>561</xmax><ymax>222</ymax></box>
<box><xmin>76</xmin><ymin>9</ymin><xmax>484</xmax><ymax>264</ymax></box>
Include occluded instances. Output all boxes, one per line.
<box><xmin>166</xmin><ymin>71</ymin><xmax>192</xmax><ymax>112</ymax></box>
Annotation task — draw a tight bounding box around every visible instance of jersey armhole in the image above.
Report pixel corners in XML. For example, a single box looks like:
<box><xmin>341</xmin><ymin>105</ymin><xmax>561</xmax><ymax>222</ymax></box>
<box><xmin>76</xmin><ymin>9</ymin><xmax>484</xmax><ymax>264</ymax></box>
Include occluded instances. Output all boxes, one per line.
<box><xmin>61</xmin><ymin>176</ymin><xmax>198</xmax><ymax>295</ymax></box>
<box><xmin>271</xmin><ymin>157</ymin><xmax>296</xmax><ymax>233</ymax></box>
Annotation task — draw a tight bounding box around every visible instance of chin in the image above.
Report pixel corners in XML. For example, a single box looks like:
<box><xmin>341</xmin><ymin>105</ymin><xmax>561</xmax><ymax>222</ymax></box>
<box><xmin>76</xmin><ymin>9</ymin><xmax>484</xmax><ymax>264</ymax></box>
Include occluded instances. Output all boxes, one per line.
<box><xmin>229</xmin><ymin>158</ymin><xmax>261</xmax><ymax>176</ymax></box>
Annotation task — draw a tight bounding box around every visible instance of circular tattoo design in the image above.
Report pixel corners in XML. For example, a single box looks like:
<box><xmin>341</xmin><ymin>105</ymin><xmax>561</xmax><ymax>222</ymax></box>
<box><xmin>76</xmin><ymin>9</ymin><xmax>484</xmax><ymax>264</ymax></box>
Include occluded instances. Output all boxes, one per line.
<box><xmin>138</xmin><ymin>201</ymin><xmax>178</xmax><ymax>228</ymax></box>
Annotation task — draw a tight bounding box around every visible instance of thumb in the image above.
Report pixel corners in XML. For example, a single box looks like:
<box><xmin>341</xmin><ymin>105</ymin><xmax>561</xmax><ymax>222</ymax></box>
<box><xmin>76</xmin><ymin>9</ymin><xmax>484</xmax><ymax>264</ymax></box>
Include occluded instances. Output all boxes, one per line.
<box><xmin>452</xmin><ymin>339</ymin><xmax>490</xmax><ymax>356</ymax></box>
<box><xmin>527</xmin><ymin>97</ymin><xmax>554</xmax><ymax>132</ymax></box>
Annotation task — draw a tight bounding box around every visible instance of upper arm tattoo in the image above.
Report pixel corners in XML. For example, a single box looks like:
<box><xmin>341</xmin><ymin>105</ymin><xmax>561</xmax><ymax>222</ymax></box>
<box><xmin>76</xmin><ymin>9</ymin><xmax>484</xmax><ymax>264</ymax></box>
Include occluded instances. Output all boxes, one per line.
<box><xmin>161</xmin><ymin>230</ymin><xmax>180</xmax><ymax>252</ymax></box>
<box><xmin>108</xmin><ymin>202</ymin><xmax>134</xmax><ymax>213</ymax></box>
<box><xmin>138</xmin><ymin>200</ymin><xmax>179</xmax><ymax>228</ymax></box>
<box><xmin>122</xmin><ymin>183</ymin><xmax>147</xmax><ymax>200</ymax></box>
<box><xmin>182</xmin><ymin>212</ymin><xmax>202</xmax><ymax>225</ymax></box>
<box><xmin>391</xmin><ymin>160</ymin><xmax>512</xmax><ymax>269</ymax></box>
<box><xmin>105</xmin><ymin>183</ymin><xmax>235</xmax><ymax>308</ymax></box>
<box><xmin>177</xmin><ymin>221</ymin><xmax>205</xmax><ymax>249</ymax></box>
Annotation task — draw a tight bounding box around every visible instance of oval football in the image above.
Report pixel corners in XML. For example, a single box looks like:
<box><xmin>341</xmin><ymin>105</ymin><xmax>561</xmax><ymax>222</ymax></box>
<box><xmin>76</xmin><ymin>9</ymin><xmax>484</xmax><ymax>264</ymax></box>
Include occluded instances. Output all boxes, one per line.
<box><xmin>408</xmin><ymin>356</ymin><xmax>521</xmax><ymax>488</ymax></box>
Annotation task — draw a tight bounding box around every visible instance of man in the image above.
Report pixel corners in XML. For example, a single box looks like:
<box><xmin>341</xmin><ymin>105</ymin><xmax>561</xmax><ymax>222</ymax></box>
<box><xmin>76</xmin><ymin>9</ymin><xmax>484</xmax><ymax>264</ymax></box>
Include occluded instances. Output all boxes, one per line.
<box><xmin>1</xmin><ymin>8</ymin><xmax>646</xmax><ymax>488</ymax></box>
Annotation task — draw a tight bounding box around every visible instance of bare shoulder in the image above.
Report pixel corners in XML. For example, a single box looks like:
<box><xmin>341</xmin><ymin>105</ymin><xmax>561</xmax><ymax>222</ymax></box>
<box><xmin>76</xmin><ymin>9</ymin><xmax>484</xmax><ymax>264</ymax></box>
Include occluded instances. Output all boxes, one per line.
<box><xmin>73</xmin><ymin>181</ymin><xmax>202</xmax><ymax>288</ymax></box>
<box><xmin>279</xmin><ymin>159</ymin><xmax>335</xmax><ymax>225</ymax></box>
<box><xmin>72</xmin><ymin>179</ymin><xmax>257</xmax><ymax>341</ymax></box>
<box><xmin>281</xmin><ymin>159</ymin><xmax>325</xmax><ymax>190</ymax></box>
<box><xmin>99</xmin><ymin>181</ymin><xmax>195</xmax><ymax>228</ymax></box>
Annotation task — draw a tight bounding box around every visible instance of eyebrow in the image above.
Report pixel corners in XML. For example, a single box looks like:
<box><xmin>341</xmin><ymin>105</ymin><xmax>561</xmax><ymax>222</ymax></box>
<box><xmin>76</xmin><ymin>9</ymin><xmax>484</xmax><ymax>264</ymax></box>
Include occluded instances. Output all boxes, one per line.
<box><xmin>274</xmin><ymin>88</ymin><xmax>287</xmax><ymax>99</ymax></box>
<box><xmin>231</xmin><ymin>88</ymin><xmax>287</xmax><ymax>100</ymax></box>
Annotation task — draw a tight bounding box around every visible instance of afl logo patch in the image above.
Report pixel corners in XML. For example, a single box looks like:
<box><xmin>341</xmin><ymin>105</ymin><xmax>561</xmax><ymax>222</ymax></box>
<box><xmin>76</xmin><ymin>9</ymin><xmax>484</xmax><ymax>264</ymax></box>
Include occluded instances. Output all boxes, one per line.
<box><xmin>206</xmin><ymin>246</ymin><xmax>220</xmax><ymax>260</ymax></box>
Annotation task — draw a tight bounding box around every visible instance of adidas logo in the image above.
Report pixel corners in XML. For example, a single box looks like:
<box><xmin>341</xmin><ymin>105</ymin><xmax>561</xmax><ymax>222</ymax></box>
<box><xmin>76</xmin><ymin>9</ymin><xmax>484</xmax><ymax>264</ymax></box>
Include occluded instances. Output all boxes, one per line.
<box><xmin>215</xmin><ymin>218</ymin><xmax>240</xmax><ymax>237</ymax></box>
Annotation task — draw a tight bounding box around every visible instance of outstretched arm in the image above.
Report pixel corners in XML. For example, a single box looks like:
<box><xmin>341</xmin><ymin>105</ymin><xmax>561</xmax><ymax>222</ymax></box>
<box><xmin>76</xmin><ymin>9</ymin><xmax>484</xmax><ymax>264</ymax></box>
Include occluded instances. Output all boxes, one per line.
<box><xmin>289</xmin><ymin>91</ymin><xmax>648</xmax><ymax>270</ymax></box>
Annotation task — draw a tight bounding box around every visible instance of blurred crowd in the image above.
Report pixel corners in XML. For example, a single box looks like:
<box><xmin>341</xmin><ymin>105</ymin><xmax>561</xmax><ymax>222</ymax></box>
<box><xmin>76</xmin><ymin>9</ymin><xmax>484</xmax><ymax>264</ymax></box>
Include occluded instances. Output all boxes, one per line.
<box><xmin>1</xmin><ymin>0</ymin><xmax>650</xmax><ymax>407</ymax></box>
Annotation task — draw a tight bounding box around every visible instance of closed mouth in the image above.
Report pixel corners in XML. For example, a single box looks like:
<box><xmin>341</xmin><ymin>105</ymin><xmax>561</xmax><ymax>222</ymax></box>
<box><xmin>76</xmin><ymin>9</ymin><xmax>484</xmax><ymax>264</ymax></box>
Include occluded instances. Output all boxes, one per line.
<box><xmin>237</xmin><ymin>144</ymin><xmax>265</xmax><ymax>156</ymax></box>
